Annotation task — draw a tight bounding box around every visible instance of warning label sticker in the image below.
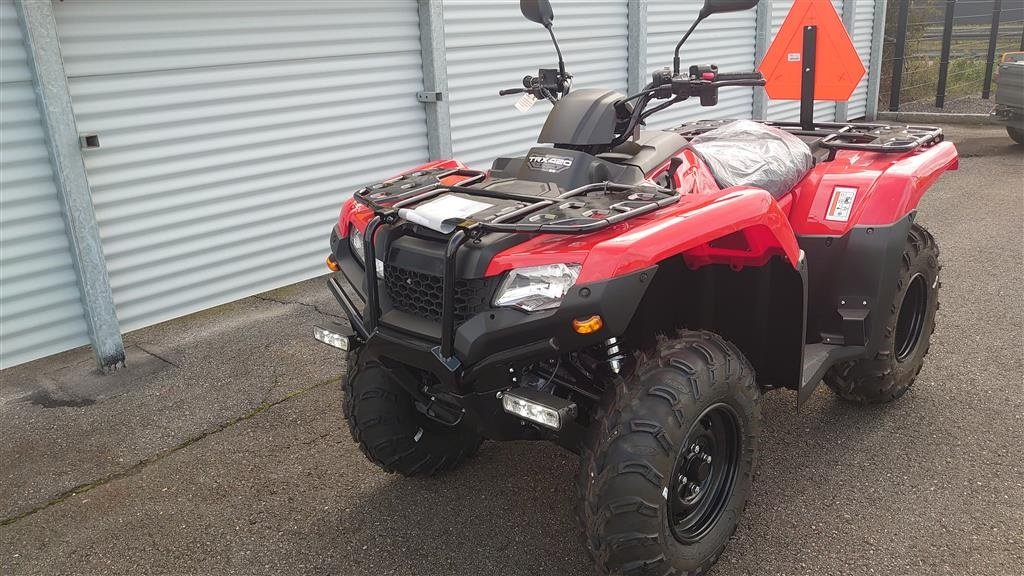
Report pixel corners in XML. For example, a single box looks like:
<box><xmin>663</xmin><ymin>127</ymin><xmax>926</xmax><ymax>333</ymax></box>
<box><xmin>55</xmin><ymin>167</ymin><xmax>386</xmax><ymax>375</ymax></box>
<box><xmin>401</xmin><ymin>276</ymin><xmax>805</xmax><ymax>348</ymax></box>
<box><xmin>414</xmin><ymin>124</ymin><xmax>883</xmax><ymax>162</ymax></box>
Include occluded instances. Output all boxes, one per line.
<box><xmin>825</xmin><ymin>186</ymin><xmax>857</xmax><ymax>221</ymax></box>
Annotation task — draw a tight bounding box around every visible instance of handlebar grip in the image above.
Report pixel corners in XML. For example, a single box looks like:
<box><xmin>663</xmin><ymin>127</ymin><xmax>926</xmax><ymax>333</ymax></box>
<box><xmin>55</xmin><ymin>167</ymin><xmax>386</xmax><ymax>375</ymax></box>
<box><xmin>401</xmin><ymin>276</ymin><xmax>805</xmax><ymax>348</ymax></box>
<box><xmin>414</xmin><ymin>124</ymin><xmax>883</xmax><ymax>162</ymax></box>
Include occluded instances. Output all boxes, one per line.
<box><xmin>715</xmin><ymin>71</ymin><xmax>764</xmax><ymax>81</ymax></box>
<box><xmin>499</xmin><ymin>88</ymin><xmax>526</xmax><ymax>96</ymax></box>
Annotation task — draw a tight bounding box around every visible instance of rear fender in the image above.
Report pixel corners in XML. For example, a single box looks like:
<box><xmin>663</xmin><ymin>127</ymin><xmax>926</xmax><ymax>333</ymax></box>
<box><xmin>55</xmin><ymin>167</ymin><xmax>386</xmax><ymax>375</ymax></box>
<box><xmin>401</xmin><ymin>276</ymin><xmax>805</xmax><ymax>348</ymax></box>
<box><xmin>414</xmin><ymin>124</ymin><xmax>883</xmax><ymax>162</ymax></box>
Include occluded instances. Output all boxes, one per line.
<box><xmin>789</xmin><ymin>141</ymin><xmax>959</xmax><ymax>236</ymax></box>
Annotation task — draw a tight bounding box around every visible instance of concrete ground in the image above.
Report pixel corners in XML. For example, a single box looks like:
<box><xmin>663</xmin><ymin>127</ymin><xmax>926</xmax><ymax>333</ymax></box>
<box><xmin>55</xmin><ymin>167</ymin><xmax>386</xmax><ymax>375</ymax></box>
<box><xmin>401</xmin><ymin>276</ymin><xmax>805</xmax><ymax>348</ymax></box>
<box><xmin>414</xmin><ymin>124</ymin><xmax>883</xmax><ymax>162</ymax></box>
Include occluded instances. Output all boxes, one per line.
<box><xmin>1</xmin><ymin>125</ymin><xmax>1021</xmax><ymax>576</ymax></box>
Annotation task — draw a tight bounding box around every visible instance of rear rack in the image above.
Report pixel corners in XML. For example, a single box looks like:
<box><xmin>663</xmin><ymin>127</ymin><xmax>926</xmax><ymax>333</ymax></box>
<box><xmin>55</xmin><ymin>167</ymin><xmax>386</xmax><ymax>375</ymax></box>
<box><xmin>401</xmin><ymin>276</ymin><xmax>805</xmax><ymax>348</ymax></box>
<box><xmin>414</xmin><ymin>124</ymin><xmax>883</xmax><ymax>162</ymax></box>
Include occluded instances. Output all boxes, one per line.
<box><xmin>671</xmin><ymin>120</ymin><xmax>944</xmax><ymax>155</ymax></box>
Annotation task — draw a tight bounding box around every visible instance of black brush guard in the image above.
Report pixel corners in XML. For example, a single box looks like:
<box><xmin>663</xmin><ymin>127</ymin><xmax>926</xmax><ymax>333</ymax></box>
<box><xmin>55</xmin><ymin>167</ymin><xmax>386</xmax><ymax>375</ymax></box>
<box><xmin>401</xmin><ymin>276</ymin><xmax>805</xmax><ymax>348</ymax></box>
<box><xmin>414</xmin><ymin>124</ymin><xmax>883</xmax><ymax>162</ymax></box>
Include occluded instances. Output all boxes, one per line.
<box><xmin>346</xmin><ymin>167</ymin><xmax>678</xmax><ymax>364</ymax></box>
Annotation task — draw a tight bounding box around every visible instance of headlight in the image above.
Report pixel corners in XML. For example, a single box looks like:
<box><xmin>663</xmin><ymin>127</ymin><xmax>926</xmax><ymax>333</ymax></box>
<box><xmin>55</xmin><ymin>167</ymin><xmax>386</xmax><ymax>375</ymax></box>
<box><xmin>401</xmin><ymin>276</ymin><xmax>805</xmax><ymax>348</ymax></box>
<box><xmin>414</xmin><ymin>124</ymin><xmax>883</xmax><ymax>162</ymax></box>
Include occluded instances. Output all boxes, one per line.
<box><xmin>493</xmin><ymin>263</ymin><xmax>581</xmax><ymax>312</ymax></box>
<box><xmin>348</xmin><ymin>224</ymin><xmax>384</xmax><ymax>278</ymax></box>
<box><xmin>348</xmin><ymin>224</ymin><xmax>365</xmax><ymax>264</ymax></box>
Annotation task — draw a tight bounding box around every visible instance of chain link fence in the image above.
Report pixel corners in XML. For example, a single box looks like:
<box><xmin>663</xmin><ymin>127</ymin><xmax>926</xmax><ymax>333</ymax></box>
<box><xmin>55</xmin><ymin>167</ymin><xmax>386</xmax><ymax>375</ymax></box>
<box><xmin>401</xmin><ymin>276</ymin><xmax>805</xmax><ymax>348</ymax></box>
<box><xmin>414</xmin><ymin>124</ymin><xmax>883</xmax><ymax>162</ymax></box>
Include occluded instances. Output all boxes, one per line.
<box><xmin>878</xmin><ymin>0</ymin><xmax>1024</xmax><ymax>113</ymax></box>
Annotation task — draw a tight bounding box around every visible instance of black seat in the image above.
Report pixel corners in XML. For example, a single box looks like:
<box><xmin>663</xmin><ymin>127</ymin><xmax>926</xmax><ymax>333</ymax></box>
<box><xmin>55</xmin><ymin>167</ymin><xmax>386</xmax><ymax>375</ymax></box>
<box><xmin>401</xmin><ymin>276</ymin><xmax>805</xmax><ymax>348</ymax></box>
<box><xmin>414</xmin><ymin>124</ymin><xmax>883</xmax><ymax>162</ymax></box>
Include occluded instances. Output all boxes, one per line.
<box><xmin>688</xmin><ymin>120</ymin><xmax>814</xmax><ymax>199</ymax></box>
<box><xmin>598</xmin><ymin>131</ymin><xmax>690</xmax><ymax>175</ymax></box>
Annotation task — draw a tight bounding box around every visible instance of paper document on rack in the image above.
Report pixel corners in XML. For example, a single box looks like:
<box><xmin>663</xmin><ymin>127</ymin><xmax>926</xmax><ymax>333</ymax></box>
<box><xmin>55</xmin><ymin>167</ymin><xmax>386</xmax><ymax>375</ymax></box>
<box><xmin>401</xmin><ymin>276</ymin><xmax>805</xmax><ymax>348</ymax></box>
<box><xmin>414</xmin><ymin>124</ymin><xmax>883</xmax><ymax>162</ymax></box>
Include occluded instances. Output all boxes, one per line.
<box><xmin>398</xmin><ymin>194</ymin><xmax>493</xmax><ymax>234</ymax></box>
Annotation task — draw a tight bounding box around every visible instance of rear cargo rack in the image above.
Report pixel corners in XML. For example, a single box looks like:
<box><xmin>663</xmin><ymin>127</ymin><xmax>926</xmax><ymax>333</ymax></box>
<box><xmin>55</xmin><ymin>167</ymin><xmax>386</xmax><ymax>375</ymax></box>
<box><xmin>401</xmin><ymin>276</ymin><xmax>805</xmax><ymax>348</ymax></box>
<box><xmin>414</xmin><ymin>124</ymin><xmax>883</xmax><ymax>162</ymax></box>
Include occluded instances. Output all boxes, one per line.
<box><xmin>671</xmin><ymin>120</ymin><xmax>944</xmax><ymax>156</ymax></box>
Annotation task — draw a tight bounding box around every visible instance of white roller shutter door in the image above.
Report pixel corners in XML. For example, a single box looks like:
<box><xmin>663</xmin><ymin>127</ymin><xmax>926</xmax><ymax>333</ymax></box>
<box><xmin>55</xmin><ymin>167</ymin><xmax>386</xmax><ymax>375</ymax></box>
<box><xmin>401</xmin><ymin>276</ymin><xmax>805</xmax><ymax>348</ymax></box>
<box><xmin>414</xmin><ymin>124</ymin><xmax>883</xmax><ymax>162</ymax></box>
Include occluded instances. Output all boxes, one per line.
<box><xmin>53</xmin><ymin>1</ymin><xmax>429</xmax><ymax>332</ymax></box>
<box><xmin>766</xmin><ymin>0</ymin><xmax>844</xmax><ymax>123</ymax></box>
<box><xmin>0</xmin><ymin>0</ymin><xmax>90</xmax><ymax>368</ymax></box>
<box><xmin>646</xmin><ymin>0</ymin><xmax>758</xmax><ymax>130</ymax></box>
<box><xmin>444</xmin><ymin>0</ymin><xmax>628</xmax><ymax>168</ymax></box>
<box><xmin>848</xmin><ymin>0</ymin><xmax>874</xmax><ymax>119</ymax></box>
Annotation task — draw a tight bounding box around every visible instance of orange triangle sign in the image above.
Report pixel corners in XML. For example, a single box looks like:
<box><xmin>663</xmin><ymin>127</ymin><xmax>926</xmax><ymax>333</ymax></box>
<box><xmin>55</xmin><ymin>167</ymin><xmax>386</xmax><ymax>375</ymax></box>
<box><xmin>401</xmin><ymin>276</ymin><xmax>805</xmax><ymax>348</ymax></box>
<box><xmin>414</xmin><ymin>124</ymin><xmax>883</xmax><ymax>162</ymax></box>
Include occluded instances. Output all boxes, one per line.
<box><xmin>758</xmin><ymin>0</ymin><xmax>865</xmax><ymax>101</ymax></box>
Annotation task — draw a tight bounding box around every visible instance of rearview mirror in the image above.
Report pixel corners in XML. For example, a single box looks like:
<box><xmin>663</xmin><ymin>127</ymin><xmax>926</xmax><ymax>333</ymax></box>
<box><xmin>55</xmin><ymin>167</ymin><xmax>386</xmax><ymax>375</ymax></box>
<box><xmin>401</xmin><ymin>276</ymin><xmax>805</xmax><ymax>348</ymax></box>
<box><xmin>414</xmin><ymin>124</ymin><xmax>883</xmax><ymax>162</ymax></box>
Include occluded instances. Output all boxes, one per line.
<box><xmin>521</xmin><ymin>0</ymin><xmax>554</xmax><ymax>27</ymax></box>
<box><xmin>699</xmin><ymin>0</ymin><xmax>759</xmax><ymax>19</ymax></box>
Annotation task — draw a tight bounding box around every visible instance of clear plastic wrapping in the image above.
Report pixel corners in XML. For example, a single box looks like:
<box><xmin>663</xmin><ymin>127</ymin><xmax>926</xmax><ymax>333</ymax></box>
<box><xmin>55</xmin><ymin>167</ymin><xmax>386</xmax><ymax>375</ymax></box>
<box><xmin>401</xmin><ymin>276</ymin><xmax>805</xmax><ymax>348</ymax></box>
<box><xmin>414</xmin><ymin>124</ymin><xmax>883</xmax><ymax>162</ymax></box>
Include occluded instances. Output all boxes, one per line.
<box><xmin>689</xmin><ymin>120</ymin><xmax>814</xmax><ymax>199</ymax></box>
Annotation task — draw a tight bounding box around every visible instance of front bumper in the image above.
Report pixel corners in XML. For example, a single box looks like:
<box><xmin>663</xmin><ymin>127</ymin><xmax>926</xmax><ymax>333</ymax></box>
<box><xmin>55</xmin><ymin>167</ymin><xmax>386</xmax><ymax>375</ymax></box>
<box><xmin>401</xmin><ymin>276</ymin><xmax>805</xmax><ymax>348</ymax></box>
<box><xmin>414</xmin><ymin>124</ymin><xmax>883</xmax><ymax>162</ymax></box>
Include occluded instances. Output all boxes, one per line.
<box><xmin>325</xmin><ymin>263</ymin><xmax>654</xmax><ymax>452</ymax></box>
<box><xmin>327</xmin><ymin>257</ymin><xmax>655</xmax><ymax>394</ymax></box>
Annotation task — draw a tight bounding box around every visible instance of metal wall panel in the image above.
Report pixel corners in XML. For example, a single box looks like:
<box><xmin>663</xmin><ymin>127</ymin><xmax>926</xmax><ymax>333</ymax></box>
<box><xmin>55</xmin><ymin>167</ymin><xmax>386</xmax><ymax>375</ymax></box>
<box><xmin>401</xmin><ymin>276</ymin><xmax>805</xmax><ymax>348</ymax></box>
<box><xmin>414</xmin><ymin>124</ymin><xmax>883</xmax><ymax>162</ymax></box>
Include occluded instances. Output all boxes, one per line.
<box><xmin>53</xmin><ymin>1</ymin><xmax>429</xmax><ymax>331</ymax></box>
<box><xmin>444</xmin><ymin>0</ymin><xmax>628</xmax><ymax>168</ymax></box>
<box><xmin>766</xmin><ymin>0</ymin><xmax>844</xmax><ymax>123</ymax></box>
<box><xmin>847</xmin><ymin>0</ymin><xmax>874</xmax><ymax>119</ymax></box>
<box><xmin>646</xmin><ymin>1</ymin><xmax>758</xmax><ymax>130</ymax></box>
<box><xmin>0</xmin><ymin>0</ymin><xmax>90</xmax><ymax>368</ymax></box>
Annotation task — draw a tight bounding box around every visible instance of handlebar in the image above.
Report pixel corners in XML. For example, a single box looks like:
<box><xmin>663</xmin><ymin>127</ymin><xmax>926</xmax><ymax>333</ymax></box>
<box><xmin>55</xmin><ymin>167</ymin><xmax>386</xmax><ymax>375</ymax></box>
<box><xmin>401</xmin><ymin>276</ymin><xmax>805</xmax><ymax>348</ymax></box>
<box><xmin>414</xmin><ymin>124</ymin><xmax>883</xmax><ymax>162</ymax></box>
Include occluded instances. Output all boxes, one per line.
<box><xmin>499</xmin><ymin>71</ymin><xmax>570</xmax><ymax>102</ymax></box>
<box><xmin>714</xmin><ymin>71</ymin><xmax>764</xmax><ymax>82</ymax></box>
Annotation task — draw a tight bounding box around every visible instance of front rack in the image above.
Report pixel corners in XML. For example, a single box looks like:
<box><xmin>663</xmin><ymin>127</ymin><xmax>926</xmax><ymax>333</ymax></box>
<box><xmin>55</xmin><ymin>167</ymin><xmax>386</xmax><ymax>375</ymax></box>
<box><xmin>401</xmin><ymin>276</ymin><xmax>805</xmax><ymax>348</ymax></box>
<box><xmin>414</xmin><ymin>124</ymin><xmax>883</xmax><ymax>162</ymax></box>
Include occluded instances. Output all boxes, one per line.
<box><xmin>353</xmin><ymin>168</ymin><xmax>679</xmax><ymax>237</ymax></box>
<box><xmin>352</xmin><ymin>168</ymin><xmax>678</xmax><ymax>361</ymax></box>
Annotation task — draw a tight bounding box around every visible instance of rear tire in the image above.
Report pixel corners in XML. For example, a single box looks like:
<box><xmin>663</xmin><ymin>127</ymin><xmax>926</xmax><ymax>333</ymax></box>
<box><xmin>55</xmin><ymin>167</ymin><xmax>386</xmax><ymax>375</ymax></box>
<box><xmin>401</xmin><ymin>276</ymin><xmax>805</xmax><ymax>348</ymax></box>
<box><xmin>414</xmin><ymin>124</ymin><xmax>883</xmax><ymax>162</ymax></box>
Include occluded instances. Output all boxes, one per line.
<box><xmin>824</xmin><ymin>223</ymin><xmax>940</xmax><ymax>404</ymax></box>
<box><xmin>1008</xmin><ymin>126</ymin><xmax>1024</xmax><ymax>145</ymax></box>
<box><xmin>343</xmin><ymin>349</ymin><xmax>482</xmax><ymax>476</ymax></box>
<box><xmin>577</xmin><ymin>330</ymin><xmax>761</xmax><ymax>576</ymax></box>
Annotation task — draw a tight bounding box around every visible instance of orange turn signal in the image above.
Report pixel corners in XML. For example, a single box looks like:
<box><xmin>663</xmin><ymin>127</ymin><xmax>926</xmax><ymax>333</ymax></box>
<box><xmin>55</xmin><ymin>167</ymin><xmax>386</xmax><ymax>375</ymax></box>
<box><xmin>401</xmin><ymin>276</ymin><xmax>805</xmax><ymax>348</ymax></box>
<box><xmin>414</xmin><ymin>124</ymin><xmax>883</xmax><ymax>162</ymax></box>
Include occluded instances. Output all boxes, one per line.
<box><xmin>326</xmin><ymin>255</ymin><xmax>341</xmax><ymax>272</ymax></box>
<box><xmin>572</xmin><ymin>315</ymin><xmax>603</xmax><ymax>334</ymax></box>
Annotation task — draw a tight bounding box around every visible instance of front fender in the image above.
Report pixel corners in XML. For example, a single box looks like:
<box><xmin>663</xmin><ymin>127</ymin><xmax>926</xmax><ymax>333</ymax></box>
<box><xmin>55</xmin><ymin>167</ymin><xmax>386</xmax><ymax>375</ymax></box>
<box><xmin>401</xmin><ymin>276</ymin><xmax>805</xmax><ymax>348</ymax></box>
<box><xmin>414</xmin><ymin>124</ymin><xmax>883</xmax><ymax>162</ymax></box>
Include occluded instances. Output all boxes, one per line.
<box><xmin>486</xmin><ymin>187</ymin><xmax>801</xmax><ymax>284</ymax></box>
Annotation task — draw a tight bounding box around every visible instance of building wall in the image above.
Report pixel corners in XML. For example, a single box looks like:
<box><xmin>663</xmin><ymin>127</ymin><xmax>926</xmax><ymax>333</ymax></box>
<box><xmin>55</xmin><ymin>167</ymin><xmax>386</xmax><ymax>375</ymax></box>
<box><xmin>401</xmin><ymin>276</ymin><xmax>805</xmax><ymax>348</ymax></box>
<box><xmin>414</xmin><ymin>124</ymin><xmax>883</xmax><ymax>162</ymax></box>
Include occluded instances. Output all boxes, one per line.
<box><xmin>0</xmin><ymin>0</ymin><xmax>884</xmax><ymax>368</ymax></box>
<box><xmin>0</xmin><ymin>0</ymin><xmax>90</xmax><ymax>368</ymax></box>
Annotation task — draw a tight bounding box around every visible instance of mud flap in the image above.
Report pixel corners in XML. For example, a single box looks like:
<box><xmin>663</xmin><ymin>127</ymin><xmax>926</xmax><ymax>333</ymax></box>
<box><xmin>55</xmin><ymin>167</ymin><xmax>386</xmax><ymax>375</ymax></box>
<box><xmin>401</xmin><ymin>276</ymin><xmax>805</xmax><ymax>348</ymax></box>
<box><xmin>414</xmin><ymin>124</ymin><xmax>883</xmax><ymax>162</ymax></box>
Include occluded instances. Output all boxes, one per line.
<box><xmin>797</xmin><ymin>212</ymin><xmax>916</xmax><ymax>405</ymax></box>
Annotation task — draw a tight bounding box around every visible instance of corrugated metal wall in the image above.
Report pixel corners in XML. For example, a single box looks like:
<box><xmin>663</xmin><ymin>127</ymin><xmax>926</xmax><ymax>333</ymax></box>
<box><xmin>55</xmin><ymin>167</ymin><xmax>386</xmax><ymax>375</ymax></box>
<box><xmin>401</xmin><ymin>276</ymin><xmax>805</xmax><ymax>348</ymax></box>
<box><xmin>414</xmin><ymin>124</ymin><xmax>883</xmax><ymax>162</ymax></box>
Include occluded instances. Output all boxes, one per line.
<box><xmin>52</xmin><ymin>0</ymin><xmax>429</xmax><ymax>332</ymax></box>
<box><xmin>443</xmin><ymin>0</ymin><xmax>628</xmax><ymax>169</ymax></box>
<box><xmin>646</xmin><ymin>0</ymin><xmax>758</xmax><ymax>130</ymax></box>
<box><xmin>0</xmin><ymin>0</ymin><xmax>90</xmax><ymax>368</ymax></box>
<box><xmin>766</xmin><ymin>0</ymin><xmax>844</xmax><ymax>123</ymax></box>
<box><xmin>848</xmin><ymin>0</ymin><xmax>874</xmax><ymax>119</ymax></box>
<box><xmin>0</xmin><ymin>0</ymin><xmax>886</xmax><ymax>368</ymax></box>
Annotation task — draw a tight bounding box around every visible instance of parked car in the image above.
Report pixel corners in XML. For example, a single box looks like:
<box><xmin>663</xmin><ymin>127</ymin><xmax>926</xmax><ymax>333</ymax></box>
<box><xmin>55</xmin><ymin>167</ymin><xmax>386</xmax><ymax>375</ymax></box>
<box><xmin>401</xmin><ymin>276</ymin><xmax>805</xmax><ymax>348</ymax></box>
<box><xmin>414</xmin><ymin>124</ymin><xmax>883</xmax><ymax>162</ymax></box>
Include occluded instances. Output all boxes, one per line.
<box><xmin>991</xmin><ymin>61</ymin><xmax>1024</xmax><ymax>144</ymax></box>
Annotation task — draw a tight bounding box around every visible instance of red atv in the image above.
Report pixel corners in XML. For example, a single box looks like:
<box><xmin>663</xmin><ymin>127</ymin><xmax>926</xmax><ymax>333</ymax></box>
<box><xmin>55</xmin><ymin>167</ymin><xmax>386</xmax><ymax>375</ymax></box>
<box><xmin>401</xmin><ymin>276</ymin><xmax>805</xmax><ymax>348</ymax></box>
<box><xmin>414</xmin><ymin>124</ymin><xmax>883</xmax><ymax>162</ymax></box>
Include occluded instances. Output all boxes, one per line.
<box><xmin>314</xmin><ymin>0</ymin><xmax>957</xmax><ymax>573</ymax></box>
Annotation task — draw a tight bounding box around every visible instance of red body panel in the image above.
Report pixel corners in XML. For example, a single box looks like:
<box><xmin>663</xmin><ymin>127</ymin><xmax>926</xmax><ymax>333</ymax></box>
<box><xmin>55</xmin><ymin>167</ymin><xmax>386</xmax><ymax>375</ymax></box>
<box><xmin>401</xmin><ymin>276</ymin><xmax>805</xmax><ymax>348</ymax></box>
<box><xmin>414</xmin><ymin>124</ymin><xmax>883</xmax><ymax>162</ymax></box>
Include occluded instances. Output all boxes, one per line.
<box><xmin>338</xmin><ymin>137</ymin><xmax>959</xmax><ymax>285</ymax></box>
<box><xmin>484</xmin><ymin>185</ymin><xmax>800</xmax><ymax>284</ymax></box>
<box><xmin>787</xmin><ymin>141</ymin><xmax>959</xmax><ymax>236</ymax></box>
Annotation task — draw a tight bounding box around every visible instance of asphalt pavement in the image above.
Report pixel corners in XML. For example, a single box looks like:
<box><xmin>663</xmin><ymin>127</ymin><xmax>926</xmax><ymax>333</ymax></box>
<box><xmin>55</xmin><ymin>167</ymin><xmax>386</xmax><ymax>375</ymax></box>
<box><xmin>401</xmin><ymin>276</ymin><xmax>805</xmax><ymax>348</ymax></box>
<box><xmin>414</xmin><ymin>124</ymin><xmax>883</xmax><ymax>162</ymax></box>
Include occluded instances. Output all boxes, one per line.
<box><xmin>1</xmin><ymin>124</ymin><xmax>1021</xmax><ymax>576</ymax></box>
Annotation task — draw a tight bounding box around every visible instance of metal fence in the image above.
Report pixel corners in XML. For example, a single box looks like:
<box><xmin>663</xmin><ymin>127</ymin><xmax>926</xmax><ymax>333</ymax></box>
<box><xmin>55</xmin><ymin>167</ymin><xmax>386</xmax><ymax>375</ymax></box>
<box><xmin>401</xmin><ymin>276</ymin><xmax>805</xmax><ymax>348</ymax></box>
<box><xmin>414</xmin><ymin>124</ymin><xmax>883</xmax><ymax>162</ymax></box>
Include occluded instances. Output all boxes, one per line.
<box><xmin>880</xmin><ymin>0</ymin><xmax>1024</xmax><ymax>112</ymax></box>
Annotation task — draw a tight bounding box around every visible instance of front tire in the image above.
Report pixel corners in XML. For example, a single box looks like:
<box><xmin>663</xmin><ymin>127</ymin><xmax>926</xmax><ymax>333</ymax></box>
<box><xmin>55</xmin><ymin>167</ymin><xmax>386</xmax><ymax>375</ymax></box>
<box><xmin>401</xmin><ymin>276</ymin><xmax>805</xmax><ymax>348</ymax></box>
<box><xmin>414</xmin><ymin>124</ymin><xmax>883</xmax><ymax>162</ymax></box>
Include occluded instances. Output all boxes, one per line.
<box><xmin>824</xmin><ymin>223</ymin><xmax>940</xmax><ymax>404</ymax></box>
<box><xmin>577</xmin><ymin>331</ymin><xmax>761</xmax><ymax>576</ymax></box>
<box><xmin>343</xmin><ymin>349</ymin><xmax>482</xmax><ymax>476</ymax></box>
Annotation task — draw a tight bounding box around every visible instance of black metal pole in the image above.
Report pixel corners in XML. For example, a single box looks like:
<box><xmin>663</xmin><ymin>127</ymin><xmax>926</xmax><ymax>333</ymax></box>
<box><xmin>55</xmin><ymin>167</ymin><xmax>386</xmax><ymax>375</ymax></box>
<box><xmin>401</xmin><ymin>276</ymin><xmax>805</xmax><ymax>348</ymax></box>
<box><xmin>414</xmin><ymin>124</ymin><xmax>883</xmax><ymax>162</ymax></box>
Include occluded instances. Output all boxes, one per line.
<box><xmin>982</xmin><ymin>0</ymin><xmax>1002</xmax><ymax>99</ymax></box>
<box><xmin>800</xmin><ymin>25</ymin><xmax>817</xmax><ymax>131</ymax></box>
<box><xmin>362</xmin><ymin>216</ymin><xmax>383</xmax><ymax>332</ymax></box>
<box><xmin>440</xmin><ymin>230</ymin><xmax>467</xmax><ymax>359</ymax></box>
<box><xmin>935</xmin><ymin>0</ymin><xmax>956</xmax><ymax>108</ymax></box>
<box><xmin>889</xmin><ymin>0</ymin><xmax>911</xmax><ymax>112</ymax></box>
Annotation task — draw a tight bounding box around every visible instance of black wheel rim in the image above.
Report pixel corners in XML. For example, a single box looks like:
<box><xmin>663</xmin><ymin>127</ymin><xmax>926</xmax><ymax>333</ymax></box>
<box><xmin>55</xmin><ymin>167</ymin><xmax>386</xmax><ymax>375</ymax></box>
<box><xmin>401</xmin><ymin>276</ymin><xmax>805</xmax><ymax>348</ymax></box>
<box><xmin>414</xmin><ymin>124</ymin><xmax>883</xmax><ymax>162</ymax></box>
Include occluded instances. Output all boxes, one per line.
<box><xmin>668</xmin><ymin>403</ymin><xmax>742</xmax><ymax>544</ymax></box>
<box><xmin>895</xmin><ymin>273</ymin><xmax>928</xmax><ymax>362</ymax></box>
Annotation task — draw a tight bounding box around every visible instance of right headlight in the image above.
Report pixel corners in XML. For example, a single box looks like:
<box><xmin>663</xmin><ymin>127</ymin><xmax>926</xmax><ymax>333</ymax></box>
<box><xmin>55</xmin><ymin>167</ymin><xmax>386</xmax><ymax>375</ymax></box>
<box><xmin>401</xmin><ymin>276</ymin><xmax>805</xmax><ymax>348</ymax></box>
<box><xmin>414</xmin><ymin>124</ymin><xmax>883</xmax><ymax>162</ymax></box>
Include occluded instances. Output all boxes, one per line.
<box><xmin>493</xmin><ymin>263</ymin><xmax>581</xmax><ymax>312</ymax></box>
<box><xmin>348</xmin><ymin>224</ymin><xmax>365</xmax><ymax>264</ymax></box>
<box><xmin>348</xmin><ymin>224</ymin><xmax>383</xmax><ymax>278</ymax></box>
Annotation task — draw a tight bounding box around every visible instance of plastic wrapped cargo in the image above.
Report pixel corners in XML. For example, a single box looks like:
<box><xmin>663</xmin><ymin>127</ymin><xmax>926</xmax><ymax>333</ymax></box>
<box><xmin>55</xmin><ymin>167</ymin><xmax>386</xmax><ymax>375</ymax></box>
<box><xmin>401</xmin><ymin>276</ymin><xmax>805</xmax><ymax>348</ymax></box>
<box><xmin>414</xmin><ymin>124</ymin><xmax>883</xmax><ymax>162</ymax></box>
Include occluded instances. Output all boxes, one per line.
<box><xmin>689</xmin><ymin>120</ymin><xmax>813</xmax><ymax>199</ymax></box>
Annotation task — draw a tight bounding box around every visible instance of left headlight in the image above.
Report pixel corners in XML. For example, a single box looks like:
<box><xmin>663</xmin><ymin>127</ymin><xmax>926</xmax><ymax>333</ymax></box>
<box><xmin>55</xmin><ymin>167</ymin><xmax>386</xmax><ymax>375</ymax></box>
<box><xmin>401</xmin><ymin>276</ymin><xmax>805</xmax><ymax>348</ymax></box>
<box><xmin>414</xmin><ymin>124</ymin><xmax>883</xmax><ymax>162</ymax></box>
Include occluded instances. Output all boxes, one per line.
<box><xmin>493</xmin><ymin>263</ymin><xmax>581</xmax><ymax>312</ymax></box>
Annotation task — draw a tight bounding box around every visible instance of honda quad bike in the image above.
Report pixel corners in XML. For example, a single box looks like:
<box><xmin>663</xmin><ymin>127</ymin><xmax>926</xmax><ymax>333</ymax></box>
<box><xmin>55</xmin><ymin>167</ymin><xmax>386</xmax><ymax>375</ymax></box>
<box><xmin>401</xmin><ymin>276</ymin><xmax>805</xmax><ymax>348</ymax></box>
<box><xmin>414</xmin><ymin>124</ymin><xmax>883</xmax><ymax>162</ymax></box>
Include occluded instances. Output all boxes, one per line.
<box><xmin>313</xmin><ymin>0</ymin><xmax>957</xmax><ymax>574</ymax></box>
